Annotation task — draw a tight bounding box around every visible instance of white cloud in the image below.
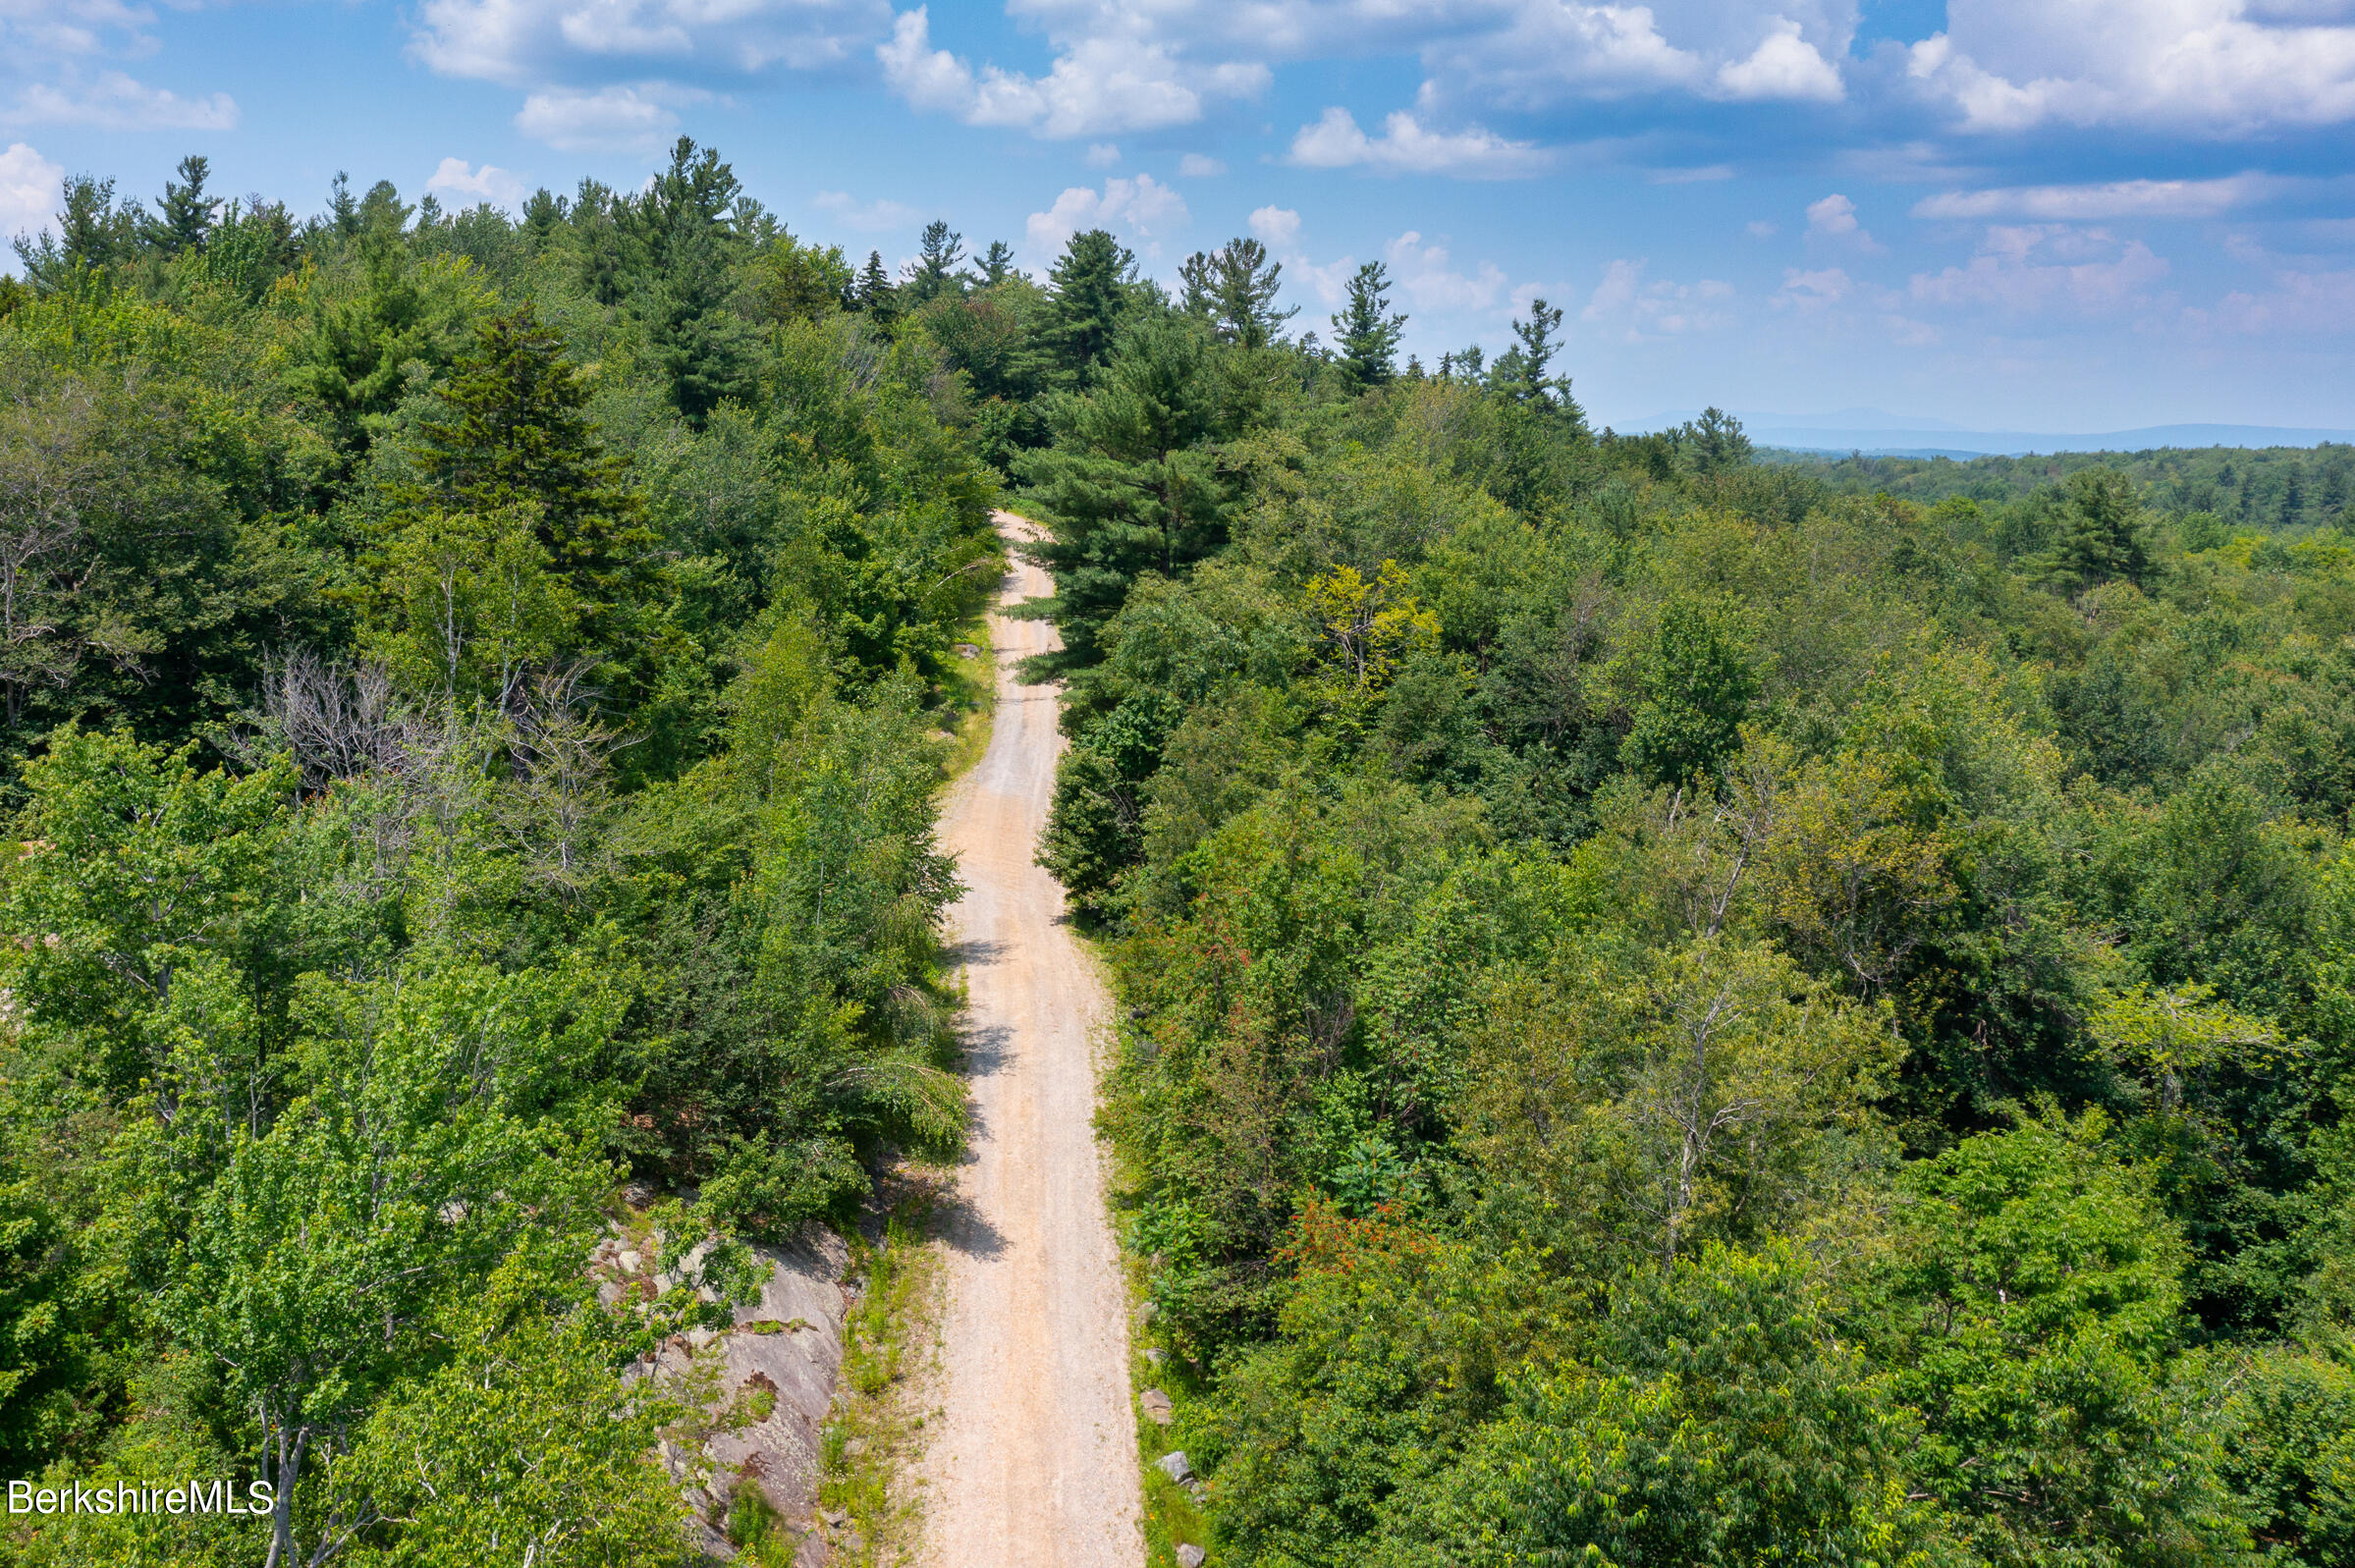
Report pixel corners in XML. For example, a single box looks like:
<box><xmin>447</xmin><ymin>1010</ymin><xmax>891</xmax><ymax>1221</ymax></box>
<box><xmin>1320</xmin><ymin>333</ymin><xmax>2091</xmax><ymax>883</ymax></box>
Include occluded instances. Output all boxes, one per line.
<box><xmin>1776</xmin><ymin>265</ymin><xmax>1852</xmax><ymax>311</ymax></box>
<box><xmin>427</xmin><ymin>157</ymin><xmax>526</xmax><ymax>209</ymax></box>
<box><xmin>1178</xmin><ymin>153</ymin><xmax>1226</xmax><ymax>177</ymax></box>
<box><xmin>1911</xmin><ymin>0</ymin><xmax>2355</xmax><ymax>134</ymax></box>
<box><xmin>2208</xmin><ymin>267</ymin><xmax>2355</xmax><ymax>334</ymax></box>
<box><xmin>1248</xmin><ymin>205</ymin><xmax>1300</xmax><ymax>248</ymax></box>
<box><xmin>1714</xmin><ymin>17</ymin><xmax>1844</xmax><ymax>101</ymax></box>
<box><xmin>1908</xmin><ymin>226</ymin><xmax>2171</xmax><ymax>316</ymax></box>
<box><xmin>0</xmin><ymin>0</ymin><xmax>159</xmax><ymax>60</ymax></box>
<box><xmin>1384</xmin><ymin>230</ymin><xmax>1509</xmax><ymax>311</ymax></box>
<box><xmin>0</xmin><ymin>141</ymin><xmax>63</xmax><ymax>256</ymax></box>
<box><xmin>813</xmin><ymin>189</ymin><xmax>919</xmax><ymax>231</ymax></box>
<box><xmin>1650</xmin><ymin>163</ymin><xmax>1734</xmax><ymax>184</ymax></box>
<box><xmin>10</xmin><ymin>71</ymin><xmax>240</xmax><ymax>130</ymax></box>
<box><xmin>1287</xmin><ymin>106</ymin><xmax>1549</xmax><ymax>177</ymax></box>
<box><xmin>513</xmin><ymin>83</ymin><xmax>682</xmax><ymax>152</ymax></box>
<box><xmin>1023</xmin><ymin>173</ymin><xmax>1188</xmax><ymax>262</ymax></box>
<box><xmin>1085</xmin><ymin>141</ymin><xmax>1120</xmax><ymax>167</ymax></box>
<box><xmin>879</xmin><ymin>6</ymin><xmax>1263</xmax><ymax>137</ymax></box>
<box><xmin>1913</xmin><ymin>174</ymin><xmax>2279</xmax><ymax>221</ymax></box>
<box><xmin>1746</xmin><ymin>219</ymin><xmax>1778</xmax><ymax>237</ymax></box>
<box><xmin>1805</xmin><ymin>191</ymin><xmax>1882</xmax><ymax>251</ymax></box>
<box><xmin>411</xmin><ymin>0</ymin><xmax>889</xmax><ymax>88</ymax></box>
<box><xmin>1581</xmin><ymin>257</ymin><xmax>1734</xmax><ymax>338</ymax></box>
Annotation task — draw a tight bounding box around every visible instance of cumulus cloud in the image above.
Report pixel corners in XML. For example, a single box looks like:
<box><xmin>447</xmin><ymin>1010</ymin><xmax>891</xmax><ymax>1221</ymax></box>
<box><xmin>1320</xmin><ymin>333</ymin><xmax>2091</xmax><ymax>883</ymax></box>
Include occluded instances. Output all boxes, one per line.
<box><xmin>428</xmin><ymin>157</ymin><xmax>526</xmax><ymax>209</ymax></box>
<box><xmin>514</xmin><ymin>83</ymin><xmax>684</xmax><ymax>152</ymax></box>
<box><xmin>0</xmin><ymin>141</ymin><xmax>63</xmax><ymax>255</ymax></box>
<box><xmin>10</xmin><ymin>71</ymin><xmax>240</xmax><ymax>130</ymax></box>
<box><xmin>1248</xmin><ymin>204</ymin><xmax>1301</xmax><ymax>248</ymax></box>
<box><xmin>1581</xmin><ymin>257</ymin><xmax>1734</xmax><ymax>338</ymax></box>
<box><xmin>1908</xmin><ymin>225</ymin><xmax>2171</xmax><ymax>316</ymax></box>
<box><xmin>1024</xmin><ymin>173</ymin><xmax>1188</xmax><ymax>262</ymax></box>
<box><xmin>1776</xmin><ymin>265</ymin><xmax>1852</xmax><ymax>311</ymax></box>
<box><xmin>1913</xmin><ymin>174</ymin><xmax>2280</xmax><ymax>221</ymax></box>
<box><xmin>1178</xmin><ymin>153</ymin><xmax>1226</xmax><ymax>177</ymax></box>
<box><xmin>1910</xmin><ymin>0</ymin><xmax>2355</xmax><ymax>134</ymax></box>
<box><xmin>1384</xmin><ymin>230</ymin><xmax>1509</xmax><ymax>312</ymax></box>
<box><xmin>1085</xmin><ymin>141</ymin><xmax>1120</xmax><ymax>167</ymax></box>
<box><xmin>813</xmin><ymin>188</ymin><xmax>919</xmax><ymax>231</ymax></box>
<box><xmin>1805</xmin><ymin>191</ymin><xmax>1883</xmax><ymax>251</ymax></box>
<box><xmin>879</xmin><ymin>6</ymin><xmax>1263</xmax><ymax>137</ymax></box>
<box><xmin>2208</xmin><ymin>267</ymin><xmax>2355</xmax><ymax>334</ymax></box>
<box><xmin>1287</xmin><ymin>106</ymin><xmax>1550</xmax><ymax>177</ymax></box>
<box><xmin>1714</xmin><ymin>17</ymin><xmax>1844</xmax><ymax>101</ymax></box>
<box><xmin>411</xmin><ymin>0</ymin><xmax>889</xmax><ymax>87</ymax></box>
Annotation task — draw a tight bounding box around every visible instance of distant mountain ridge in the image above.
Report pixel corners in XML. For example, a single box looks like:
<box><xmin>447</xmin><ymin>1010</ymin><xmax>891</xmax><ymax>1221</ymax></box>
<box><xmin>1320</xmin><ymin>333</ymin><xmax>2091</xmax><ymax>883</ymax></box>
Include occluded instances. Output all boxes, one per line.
<box><xmin>1621</xmin><ymin>408</ymin><xmax>2355</xmax><ymax>457</ymax></box>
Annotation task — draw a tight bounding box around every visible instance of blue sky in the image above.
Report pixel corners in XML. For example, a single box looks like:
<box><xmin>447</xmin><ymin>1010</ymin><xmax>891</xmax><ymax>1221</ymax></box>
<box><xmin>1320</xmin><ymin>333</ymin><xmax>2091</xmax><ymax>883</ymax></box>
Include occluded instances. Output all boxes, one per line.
<box><xmin>4</xmin><ymin>0</ymin><xmax>2354</xmax><ymax>432</ymax></box>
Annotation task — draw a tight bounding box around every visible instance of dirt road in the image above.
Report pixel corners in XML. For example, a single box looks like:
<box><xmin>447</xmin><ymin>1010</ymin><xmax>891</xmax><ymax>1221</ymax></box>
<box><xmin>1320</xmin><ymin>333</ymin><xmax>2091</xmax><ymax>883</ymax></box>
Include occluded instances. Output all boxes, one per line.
<box><xmin>917</xmin><ymin>514</ymin><xmax>1142</xmax><ymax>1568</ymax></box>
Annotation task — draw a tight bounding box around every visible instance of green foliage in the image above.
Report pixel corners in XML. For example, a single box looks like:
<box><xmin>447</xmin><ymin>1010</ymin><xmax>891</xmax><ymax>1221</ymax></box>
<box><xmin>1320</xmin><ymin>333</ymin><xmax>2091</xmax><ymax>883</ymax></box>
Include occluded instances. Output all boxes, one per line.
<box><xmin>0</xmin><ymin>142</ymin><xmax>995</xmax><ymax>1564</ymax></box>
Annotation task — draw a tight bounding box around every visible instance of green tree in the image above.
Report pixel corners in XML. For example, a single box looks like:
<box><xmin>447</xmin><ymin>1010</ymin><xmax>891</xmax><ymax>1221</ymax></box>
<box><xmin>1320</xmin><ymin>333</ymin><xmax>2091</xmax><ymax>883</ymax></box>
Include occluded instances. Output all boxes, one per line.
<box><xmin>1861</xmin><ymin>1112</ymin><xmax>2249</xmax><ymax>1568</ymax></box>
<box><xmin>2036</xmin><ymin>467</ymin><xmax>2153</xmax><ymax>592</ymax></box>
<box><xmin>1017</xmin><ymin>313</ymin><xmax>1240</xmax><ymax>663</ymax></box>
<box><xmin>141</xmin><ymin>154</ymin><xmax>216</xmax><ymax>256</ymax></box>
<box><xmin>853</xmin><ymin>247</ymin><xmax>898</xmax><ymax>324</ymax></box>
<box><xmin>1331</xmin><ymin>260</ymin><xmax>1405</xmax><ymax>393</ymax></box>
<box><xmin>903</xmin><ymin>219</ymin><xmax>966</xmax><ymax>306</ymax></box>
<box><xmin>1180</xmin><ymin>237</ymin><xmax>1294</xmax><ymax>350</ymax></box>
<box><xmin>1622</xmin><ymin>596</ymin><xmax>1756</xmax><ymax>785</ymax></box>
<box><xmin>1486</xmin><ymin>297</ymin><xmax>1582</xmax><ymax>425</ymax></box>
<box><xmin>1043</xmin><ymin>228</ymin><xmax>1135</xmax><ymax>384</ymax></box>
<box><xmin>399</xmin><ymin>304</ymin><xmax>655</xmax><ymax>616</ymax></box>
<box><xmin>630</xmin><ymin>135</ymin><xmax>754</xmax><ymax>422</ymax></box>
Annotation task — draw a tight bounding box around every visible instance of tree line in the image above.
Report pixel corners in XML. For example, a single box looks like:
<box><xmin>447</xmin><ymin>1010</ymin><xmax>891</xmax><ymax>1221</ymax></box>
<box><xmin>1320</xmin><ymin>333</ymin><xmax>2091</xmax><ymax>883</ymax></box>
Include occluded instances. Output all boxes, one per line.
<box><xmin>1008</xmin><ymin>225</ymin><xmax>2355</xmax><ymax>1566</ymax></box>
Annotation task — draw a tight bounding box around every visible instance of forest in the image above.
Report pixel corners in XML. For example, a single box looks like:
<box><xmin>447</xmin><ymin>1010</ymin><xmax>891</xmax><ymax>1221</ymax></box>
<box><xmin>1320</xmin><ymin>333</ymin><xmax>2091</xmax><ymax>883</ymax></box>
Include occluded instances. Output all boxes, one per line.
<box><xmin>2</xmin><ymin>141</ymin><xmax>2352</xmax><ymax>1568</ymax></box>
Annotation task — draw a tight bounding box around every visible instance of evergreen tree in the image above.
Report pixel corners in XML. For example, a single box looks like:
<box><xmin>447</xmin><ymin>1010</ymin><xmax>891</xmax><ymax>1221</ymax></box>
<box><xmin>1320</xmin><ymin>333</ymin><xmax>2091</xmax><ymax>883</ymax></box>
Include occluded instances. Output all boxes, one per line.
<box><xmin>1016</xmin><ymin>313</ymin><xmax>1239</xmax><ymax>663</ymax></box>
<box><xmin>1487</xmin><ymin>298</ymin><xmax>1583</xmax><ymax>425</ymax></box>
<box><xmin>328</xmin><ymin>171</ymin><xmax>360</xmax><ymax>236</ymax></box>
<box><xmin>1332</xmin><ymin>260</ymin><xmax>1405</xmax><ymax>392</ymax></box>
<box><xmin>10</xmin><ymin>174</ymin><xmax>141</xmax><ymax>289</ymax></box>
<box><xmin>520</xmin><ymin>187</ymin><xmax>568</xmax><ymax>251</ymax></box>
<box><xmin>855</xmin><ymin>248</ymin><xmax>899</xmax><ymax>324</ymax></box>
<box><xmin>904</xmin><ymin>220</ymin><xmax>966</xmax><ymax>305</ymax></box>
<box><xmin>2035</xmin><ymin>468</ymin><xmax>2153</xmax><ymax>593</ymax></box>
<box><xmin>401</xmin><ymin>304</ymin><xmax>655</xmax><ymax>613</ymax></box>
<box><xmin>1044</xmin><ymin>228</ymin><xmax>1136</xmax><ymax>385</ymax></box>
<box><xmin>630</xmin><ymin>136</ymin><xmax>754</xmax><ymax>423</ymax></box>
<box><xmin>142</xmin><ymin>154</ymin><xmax>216</xmax><ymax>256</ymax></box>
<box><xmin>977</xmin><ymin>240</ymin><xmax>1018</xmax><ymax>287</ymax></box>
<box><xmin>1186</xmin><ymin>237</ymin><xmax>1294</xmax><ymax>349</ymax></box>
<box><xmin>1682</xmin><ymin>406</ymin><xmax>1754</xmax><ymax>473</ymax></box>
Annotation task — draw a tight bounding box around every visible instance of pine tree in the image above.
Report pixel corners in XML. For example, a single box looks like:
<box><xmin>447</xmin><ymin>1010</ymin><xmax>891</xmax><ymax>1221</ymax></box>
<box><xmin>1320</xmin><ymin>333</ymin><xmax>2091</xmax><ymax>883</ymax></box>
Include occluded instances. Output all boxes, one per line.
<box><xmin>1487</xmin><ymin>299</ymin><xmax>1582</xmax><ymax>425</ymax></box>
<box><xmin>1044</xmin><ymin>229</ymin><xmax>1136</xmax><ymax>385</ymax></box>
<box><xmin>328</xmin><ymin>171</ymin><xmax>360</xmax><ymax>237</ymax></box>
<box><xmin>977</xmin><ymin>240</ymin><xmax>1018</xmax><ymax>287</ymax></box>
<box><xmin>1332</xmin><ymin>260</ymin><xmax>1405</xmax><ymax>393</ymax></box>
<box><xmin>143</xmin><ymin>155</ymin><xmax>216</xmax><ymax>256</ymax></box>
<box><xmin>855</xmin><ymin>249</ymin><xmax>899</xmax><ymax>324</ymax></box>
<box><xmin>1207</xmin><ymin>238</ymin><xmax>1294</xmax><ymax>348</ymax></box>
<box><xmin>520</xmin><ymin>188</ymin><xmax>568</xmax><ymax>251</ymax></box>
<box><xmin>403</xmin><ymin>305</ymin><xmax>654</xmax><ymax>613</ymax></box>
<box><xmin>630</xmin><ymin>137</ymin><xmax>754</xmax><ymax>422</ymax></box>
<box><xmin>9</xmin><ymin>174</ymin><xmax>140</xmax><ymax>290</ymax></box>
<box><xmin>1682</xmin><ymin>406</ymin><xmax>1753</xmax><ymax>473</ymax></box>
<box><xmin>904</xmin><ymin>220</ymin><xmax>966</xmax><ymax>306</ymax></box>
<box><xmin>1016</xmin><ymin>313</ymin><xmax>1239</xmax><ymax>663</ymax></box>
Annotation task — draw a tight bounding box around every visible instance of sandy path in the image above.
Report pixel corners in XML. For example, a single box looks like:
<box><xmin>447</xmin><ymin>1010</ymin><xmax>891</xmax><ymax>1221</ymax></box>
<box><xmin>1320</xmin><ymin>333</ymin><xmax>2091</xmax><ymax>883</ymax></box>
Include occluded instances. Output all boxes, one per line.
<box><xmin>917</xmin><ymin>514</ymin><xmax>1143</xmax><ymax>1568</ymax></box>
